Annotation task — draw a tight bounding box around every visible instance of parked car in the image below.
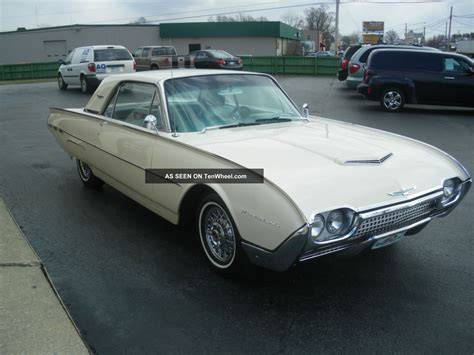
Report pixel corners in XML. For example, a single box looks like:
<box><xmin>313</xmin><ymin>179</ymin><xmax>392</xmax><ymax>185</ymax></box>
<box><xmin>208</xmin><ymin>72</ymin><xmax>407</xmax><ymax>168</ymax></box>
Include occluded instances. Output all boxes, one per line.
<box><xmin>346</xmin><ymin>44</ymin><xmax>439</xmax><ymax>88</ymax></box>
<box><xmin>338</xmin><ymin>44</ymin><xmax>364</xmax><ymax>81</ymax></box>
<box><xmin>358</xmin><ymin>49</ymin><xmax>474</xmax><ymax>112</ymax></box>
<box><xmin>58</xmin><ymin>45</ymin><xmax>135</xmax><ymax>94</ymax></box>
<box><xmin>47</xmin><ymin>70</ymin><xmax>471</xmax><ymax>275</ymax></box>
<box><xmin>306</xmin><ymin>51</ymin><xmax>333</xmax><ymax>57</ymax></box>
<box><xmin>191</xmin><ymin>50</ymin><xmax>242</xmax><ymax>70</ymax></box>
<box><xmin>133</xmin><ymin>46</ymin><xmax>192</xmax><ymax>71</ymax></box>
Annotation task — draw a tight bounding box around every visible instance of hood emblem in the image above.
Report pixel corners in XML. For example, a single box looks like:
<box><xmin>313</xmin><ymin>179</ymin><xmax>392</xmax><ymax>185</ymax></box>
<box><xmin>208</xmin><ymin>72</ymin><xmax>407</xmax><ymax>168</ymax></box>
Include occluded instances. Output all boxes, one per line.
<box><xmin>388</xmin><ymin>186</ymin><xmax>416</xmax><ymax>196</ymax></box>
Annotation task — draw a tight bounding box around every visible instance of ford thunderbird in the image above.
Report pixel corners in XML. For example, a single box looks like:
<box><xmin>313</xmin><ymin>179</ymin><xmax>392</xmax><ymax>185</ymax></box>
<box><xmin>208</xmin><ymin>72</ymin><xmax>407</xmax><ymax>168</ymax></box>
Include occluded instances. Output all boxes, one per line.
<box><xmin>47</xmin><ymin>70</ymin><xmax>471</xmax><ymax>274</ymax></box>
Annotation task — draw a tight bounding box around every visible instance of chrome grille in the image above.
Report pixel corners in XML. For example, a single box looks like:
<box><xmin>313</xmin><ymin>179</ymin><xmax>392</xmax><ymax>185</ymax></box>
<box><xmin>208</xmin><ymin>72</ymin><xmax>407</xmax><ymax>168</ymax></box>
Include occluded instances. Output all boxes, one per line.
<box><xmin>354</xmin><ymin>199</ymin><xmax>436</xmax><ymax>238</ymax></box>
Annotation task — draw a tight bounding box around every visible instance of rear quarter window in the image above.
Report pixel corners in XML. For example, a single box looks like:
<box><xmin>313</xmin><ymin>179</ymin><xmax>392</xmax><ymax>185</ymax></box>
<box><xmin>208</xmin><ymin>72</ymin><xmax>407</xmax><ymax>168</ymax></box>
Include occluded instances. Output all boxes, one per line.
<box><xmin>344</xmin><ymin>45</ymin><xmax>361</xmax><ymax>59</ymax></box>
<box><xmin>94</xmin><ymin>48</ymin><xmax>132</xmax><ymax>62</ymax></box>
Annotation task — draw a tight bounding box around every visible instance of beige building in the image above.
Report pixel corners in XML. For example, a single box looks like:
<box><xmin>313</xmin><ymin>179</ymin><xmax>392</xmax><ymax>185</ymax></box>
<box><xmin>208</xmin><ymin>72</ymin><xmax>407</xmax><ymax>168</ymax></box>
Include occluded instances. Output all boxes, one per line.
<box><xmin>0</xmin><ymin>22</ymin><xmax>301</xmax><ymax>64</ymax></box>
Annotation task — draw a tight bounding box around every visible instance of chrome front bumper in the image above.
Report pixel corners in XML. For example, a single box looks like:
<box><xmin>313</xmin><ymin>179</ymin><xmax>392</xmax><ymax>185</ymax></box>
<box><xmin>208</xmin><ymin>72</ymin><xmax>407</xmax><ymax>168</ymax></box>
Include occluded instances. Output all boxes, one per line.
<box><xmin>242</xmin><ymin>179</ymin><xmax>471</xmax><ymax>272</ymax></box>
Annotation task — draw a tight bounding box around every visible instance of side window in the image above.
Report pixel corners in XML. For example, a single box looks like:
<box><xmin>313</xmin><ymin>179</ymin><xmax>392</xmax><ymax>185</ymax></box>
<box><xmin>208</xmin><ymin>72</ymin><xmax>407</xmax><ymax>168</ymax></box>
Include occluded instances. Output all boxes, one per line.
<box><xmin>65</xmin><ymin>50</ymin><xmax>74</xmax><ymax>64</ymax></box>
<box><xmin>196</xmin><ymin>52</ymin><xmax>206</xmax><ymax>59</ymax></box>
<box><xmin>142</xmin><ymin>48</ymin><xmax>150</xmax><ymax>57</ymax></box>
<box><xmin>103</xmin><ymin>82</ymin><xmax>157</xmax><ymax>128</ymax></box>
<box><xmin>443</xmin><ymin>57</ymin><xmax>470</xmax><ymax>73</ymax></box>
<box><xmin>134</xmin><ymin>48</ymin><xmax>143</xmax><ymax>57</ymax></box>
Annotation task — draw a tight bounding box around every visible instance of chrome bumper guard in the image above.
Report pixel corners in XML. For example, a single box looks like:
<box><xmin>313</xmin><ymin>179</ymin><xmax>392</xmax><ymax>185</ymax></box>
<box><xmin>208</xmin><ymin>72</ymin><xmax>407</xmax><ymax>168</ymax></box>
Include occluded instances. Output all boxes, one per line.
<box><xmin>242</xmin><ymin>179</ymin><xmax>471</xmax><ymax>272</ymax></box>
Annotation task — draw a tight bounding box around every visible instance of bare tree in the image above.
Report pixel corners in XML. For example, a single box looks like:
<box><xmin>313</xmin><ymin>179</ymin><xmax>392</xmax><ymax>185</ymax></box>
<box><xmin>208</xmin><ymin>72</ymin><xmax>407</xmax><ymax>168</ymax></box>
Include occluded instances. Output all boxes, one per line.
<box><xmin>281</xmin><ymin>14</ymin><xmax>305</xmax><ymax>29</ymax></box>
<box><xmin>426</xmin><ymin>34</ymin><xmax>445</xmax><ymax>48</ymax></box>
<box><xmin>130</xmin><ymin>16</ymin><xmax>147</xmax><ymax>24</ymax></box>
<box><xmin>385</xmin><ymin>30</ymin><xmax>399</xmax><ymax>44</ymax></box>
<box><xmin>304</xmin><ymin>5</ymin><xmax>334</xmax><ymax>48</ymax></box>
<box><xmin>341</xmin><ymin>32</ymin><xmax>360</xmax><ymax>45</ymax></box>
<box><xmin>208</xmin><ymin>13</ymin><xmax>268</xmax><ymax>22</ymax></box>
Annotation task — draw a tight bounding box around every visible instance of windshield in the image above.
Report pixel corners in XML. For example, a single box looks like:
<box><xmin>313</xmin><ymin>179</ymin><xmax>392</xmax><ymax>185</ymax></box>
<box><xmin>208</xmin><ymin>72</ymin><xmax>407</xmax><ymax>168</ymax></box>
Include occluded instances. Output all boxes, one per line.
<box><xmin>164</xmin><ymin>74</ymin><xmax>302</xmax><ymax>133</ymax></box>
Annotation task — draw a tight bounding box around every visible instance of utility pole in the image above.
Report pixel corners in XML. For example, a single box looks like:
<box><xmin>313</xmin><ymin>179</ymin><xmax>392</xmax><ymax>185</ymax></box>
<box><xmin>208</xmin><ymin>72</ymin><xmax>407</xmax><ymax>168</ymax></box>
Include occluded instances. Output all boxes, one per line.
<box><xmin>447</xmin><ymin>6</ymin><xmax>453</xmax><ymax>51</ymax></box>
<box><xmin>445</xmin><ymin>21</ymin><xmax>448</xmax><ymax>50</ymax></box>
<box><xmin>334</xmin><ymin>0</ymin><xmax>340</xmax><ymax>54</ymax></box>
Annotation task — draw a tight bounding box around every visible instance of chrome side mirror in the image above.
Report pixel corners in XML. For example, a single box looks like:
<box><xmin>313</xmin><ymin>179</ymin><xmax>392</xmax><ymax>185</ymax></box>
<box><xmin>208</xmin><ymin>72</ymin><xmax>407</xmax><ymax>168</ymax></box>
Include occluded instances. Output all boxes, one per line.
<box><xmin>302</xmin><ymin>103</ymin><xmax>309</xmax><ymax>118</ymax></box>
<box><xmin>144</xmin><ymin>115</ymin><xmax>159</xmax><ymax>133</ymax></box>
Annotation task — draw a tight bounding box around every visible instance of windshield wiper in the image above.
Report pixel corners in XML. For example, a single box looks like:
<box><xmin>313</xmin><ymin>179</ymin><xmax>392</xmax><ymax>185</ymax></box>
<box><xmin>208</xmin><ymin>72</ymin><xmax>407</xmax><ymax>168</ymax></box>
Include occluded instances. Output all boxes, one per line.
<box><xmin>218</xmin><ymin>122</ymin><xmax>262</xmax><ymax>129</ymax></box>
<box><xmin>255</xmin><ymin>117</ymin><xmax>294</xmax><ymax>123</ymax></box>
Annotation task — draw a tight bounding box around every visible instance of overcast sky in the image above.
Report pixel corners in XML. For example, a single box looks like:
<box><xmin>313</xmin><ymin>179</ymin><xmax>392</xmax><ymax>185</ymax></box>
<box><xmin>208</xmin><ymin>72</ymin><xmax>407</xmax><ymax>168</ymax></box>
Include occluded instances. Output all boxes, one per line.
<box><xmin>0</xmin><ymin>0</ymin><xmax>472</xmax><ymax>38</ymax></box>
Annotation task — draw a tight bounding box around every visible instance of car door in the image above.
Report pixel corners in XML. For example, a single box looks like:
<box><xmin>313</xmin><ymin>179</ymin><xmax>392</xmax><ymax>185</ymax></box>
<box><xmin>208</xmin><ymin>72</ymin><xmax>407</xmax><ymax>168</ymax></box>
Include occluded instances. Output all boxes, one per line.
<box><xmin>98</xmin><ymin>81</ymin><xmax>162</xmax><ymax>200</ymax></box>
<box><xmin>141</xmin><ymin>47</ymin><xmax>151</xmax><ymax>69</ymax></box>
<box><xmin>60</xmin><ymin>50</ymin><xmax>75</xmax><ymax>84</ymax></box>
<box><xmin>408</xmin><ymin>52</ymin><xmax>443</xmax><ymax>104</ymax></box>
<box><xmin>439</xmin><ymin>56</ymin><xmax>474</xmax><ymax>106</ymax></box>
<box><xmin>69</xmin><ymin>48</ymin><xmax>86</xmax><ymax>85</ymax></box>
<box><xmin>193</xmin><ymin>51</ymin><xmax>205</xmax><ymax>68</ymax></box>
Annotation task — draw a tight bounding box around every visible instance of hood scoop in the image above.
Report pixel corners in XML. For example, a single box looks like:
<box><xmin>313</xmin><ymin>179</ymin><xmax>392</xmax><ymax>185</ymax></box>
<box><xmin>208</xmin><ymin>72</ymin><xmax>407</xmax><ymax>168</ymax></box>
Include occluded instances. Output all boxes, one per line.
<box><xmin>341</xmin><ymin>153</ymin><xmax>393</xmax><ymax>165</ymax></box>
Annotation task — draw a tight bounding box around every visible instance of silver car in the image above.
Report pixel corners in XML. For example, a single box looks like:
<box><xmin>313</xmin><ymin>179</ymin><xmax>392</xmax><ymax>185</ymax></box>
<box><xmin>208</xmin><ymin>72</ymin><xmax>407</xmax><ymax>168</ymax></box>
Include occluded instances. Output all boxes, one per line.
<box><xmin>346</xmin><ymin>45</ymin><xmax>439</xmax><ymax>89</ymax></box>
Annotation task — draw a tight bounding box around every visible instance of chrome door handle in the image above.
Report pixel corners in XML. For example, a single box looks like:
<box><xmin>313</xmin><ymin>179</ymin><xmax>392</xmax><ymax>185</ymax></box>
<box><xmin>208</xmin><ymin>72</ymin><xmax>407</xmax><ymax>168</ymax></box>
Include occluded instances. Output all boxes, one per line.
<box><xmin>444</xmin><ymin>76</ymin><xmax>455</xmax><ymax>80</ymax></box>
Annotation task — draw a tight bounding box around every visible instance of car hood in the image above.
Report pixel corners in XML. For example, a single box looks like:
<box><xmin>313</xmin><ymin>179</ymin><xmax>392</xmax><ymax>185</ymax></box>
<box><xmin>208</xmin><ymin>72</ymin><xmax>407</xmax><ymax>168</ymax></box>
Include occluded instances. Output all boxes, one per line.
<box><xmin>175</xmin><ymin>117</ymin><xmax>469</xmax><ymax>219</ymax></box>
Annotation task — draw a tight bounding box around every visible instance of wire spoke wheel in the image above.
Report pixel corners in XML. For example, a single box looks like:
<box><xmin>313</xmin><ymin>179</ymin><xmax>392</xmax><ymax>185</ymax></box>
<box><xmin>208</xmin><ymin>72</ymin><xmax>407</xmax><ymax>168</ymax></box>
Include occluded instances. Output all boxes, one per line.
<box><xmin>77</xmin><ymin>160</ymin><xmax>91</xmax><ymax>181</ymax></box>
<box><xmin>199</xmin><ymin>202</ymin><xmax>236</xmax><ymax>267</ymax></box>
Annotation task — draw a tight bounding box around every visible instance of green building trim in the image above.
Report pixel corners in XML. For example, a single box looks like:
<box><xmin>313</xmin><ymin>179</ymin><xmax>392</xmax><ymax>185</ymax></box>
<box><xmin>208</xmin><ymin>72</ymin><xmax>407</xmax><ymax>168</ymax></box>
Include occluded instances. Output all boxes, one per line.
<box><xmin>160</xmin><ymin>22</ymin><xmax>301</xmax><ymax>40</ymax></box>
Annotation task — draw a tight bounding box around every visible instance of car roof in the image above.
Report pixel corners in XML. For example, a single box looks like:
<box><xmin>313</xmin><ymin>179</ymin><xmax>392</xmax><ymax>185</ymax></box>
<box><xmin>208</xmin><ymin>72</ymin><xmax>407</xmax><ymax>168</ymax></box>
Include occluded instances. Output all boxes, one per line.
<box><xmin>75</xmin><ymin>45</ymin><xmax>127</xmax><ymax>50</ymax></box>
<box><xmin>351</xmin><ymin>44</ymin><xmax>437</xmax><ymax>61</ymax></box>
<box><xmin>369</xmin><ymin>48</ymin><xmax>473</xmax><ymax>62</ymax></box>
<box><xmin>109</xmin><ymin>69</ymin><xmax>259</xmax><ymax>83</ymax></box>
<box><xmin>86</xmin><ymin>69</ymin><xmax>270</xmax><ymax>114</ymax></box>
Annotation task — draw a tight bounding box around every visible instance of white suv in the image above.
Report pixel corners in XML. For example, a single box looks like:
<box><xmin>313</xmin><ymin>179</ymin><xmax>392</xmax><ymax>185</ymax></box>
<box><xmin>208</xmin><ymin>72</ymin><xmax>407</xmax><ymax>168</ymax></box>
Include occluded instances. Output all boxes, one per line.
<box><xmin>57</xmin><ymin>45</ymin><xmax>136</xmax><ymax>93</ymax></box>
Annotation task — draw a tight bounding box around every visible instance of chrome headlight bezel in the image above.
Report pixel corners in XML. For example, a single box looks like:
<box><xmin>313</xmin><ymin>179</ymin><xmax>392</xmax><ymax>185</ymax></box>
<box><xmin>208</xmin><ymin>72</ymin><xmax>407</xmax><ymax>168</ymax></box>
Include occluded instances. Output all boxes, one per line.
<box><xmin>309</xmin><ymin>208</ymin><xmax>357</xmax><ymax>244</ymax></box>
<box><xmin>441</xmin><ymin>178</ymin><xmax>462</xmax><ymax>207</ymax></box>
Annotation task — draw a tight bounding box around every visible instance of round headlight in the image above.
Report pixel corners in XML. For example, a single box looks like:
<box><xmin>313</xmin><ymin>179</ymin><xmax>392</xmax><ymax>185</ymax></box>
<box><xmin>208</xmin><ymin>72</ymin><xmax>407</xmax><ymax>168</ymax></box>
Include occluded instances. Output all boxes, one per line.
<box><xmin>442</xmin><ymin>178</ymin><xmax>460</xmax><ymax>205</ymax></box>
<box><xmin>326</xmin><ymin>210</ymin><xmax>345</xmax><ymax>234</ymax></box>
<box><xmin>310</xmin><ymin>214</ymin><xmax>325</xmax><ymax>241</ymax></box>
<box><xmin>443</xmin><ymin>179</ymin><xmax>455</xmax><ymax>198</ymax></box>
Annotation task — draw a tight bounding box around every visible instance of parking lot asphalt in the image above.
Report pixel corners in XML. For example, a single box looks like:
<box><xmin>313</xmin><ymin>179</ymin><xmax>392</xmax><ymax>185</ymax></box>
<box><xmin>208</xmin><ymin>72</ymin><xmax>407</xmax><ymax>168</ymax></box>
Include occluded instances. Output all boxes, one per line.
<box><xmin>0</xmin><ymin>76</ymin><xmax>473</xmax><ymax>354</ymax></box>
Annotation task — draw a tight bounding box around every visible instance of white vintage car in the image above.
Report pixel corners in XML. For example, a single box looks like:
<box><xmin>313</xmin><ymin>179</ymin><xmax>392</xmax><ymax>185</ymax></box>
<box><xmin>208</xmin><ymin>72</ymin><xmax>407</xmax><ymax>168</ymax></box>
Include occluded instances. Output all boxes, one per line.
<box><xmin>48</xmin><ymin>70</ymin><xmax>471</xmax><ymax>274</ymax></box>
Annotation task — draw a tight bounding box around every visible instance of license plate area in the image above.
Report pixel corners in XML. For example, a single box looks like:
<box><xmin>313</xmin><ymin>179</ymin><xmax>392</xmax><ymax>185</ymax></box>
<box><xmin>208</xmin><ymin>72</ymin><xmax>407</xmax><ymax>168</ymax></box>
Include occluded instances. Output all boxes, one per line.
<box><xmin>371</xmin><ymin>232</ymin><xmax>405</xmax><ymax>250</ymax></box>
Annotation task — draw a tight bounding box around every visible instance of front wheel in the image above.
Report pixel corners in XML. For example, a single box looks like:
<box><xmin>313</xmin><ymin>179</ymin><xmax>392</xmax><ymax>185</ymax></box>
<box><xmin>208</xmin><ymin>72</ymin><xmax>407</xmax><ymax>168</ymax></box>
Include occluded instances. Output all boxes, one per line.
<box><xmin>197</xmin><ymin>194</ymin><xmax>249</xmax><ymax>275</ymax></box>
<box><xmin>380</xmin><ymin>88</ymin><xmax>405</xmax><ymax>112</ymax></box>
<box><xmin>76</xmin><ymin>159</ymin><xmax>104</xmax><ymax>189</ymax></box>
<box><xmin>58</xmin><ymin>74</ymin><xmax>68</xmax><ymax>90</ymax></box>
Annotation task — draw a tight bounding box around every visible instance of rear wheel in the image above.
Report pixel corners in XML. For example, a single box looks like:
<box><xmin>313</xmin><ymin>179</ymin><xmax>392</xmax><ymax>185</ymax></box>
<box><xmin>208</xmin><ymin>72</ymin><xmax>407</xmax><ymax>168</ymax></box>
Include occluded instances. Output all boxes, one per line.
<box><xmin>380</xmin><ymin>88</ymin><xmax>405</xmax><ymax>112</ymax></box>
<box><xmin>197</xmin><ymin>193</ymin><xmax>249</xmax><ymax>275</ymax></box>
<box><xmin>58</xmin><ymin>74</ymin><xmax>68</xmax><ymax>90</ymax></box>
<box><xmin>80</xmin><ymin>75</ymin><xmax>92</xmax><ymax>94</ymax></box>
<box><xmin>76</xmin><ymin>159</ymin><xmax>104</xmax><ymax>189</ymax></box>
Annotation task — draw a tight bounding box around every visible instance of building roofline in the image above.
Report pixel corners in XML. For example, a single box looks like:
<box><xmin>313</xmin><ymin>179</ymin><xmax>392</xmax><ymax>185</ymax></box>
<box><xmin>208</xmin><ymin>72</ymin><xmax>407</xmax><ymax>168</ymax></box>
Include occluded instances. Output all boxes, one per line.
<box><xmin>0</xmin><ymin>23</ymin><xmax>159</xmax><ymax>35</ymax></box>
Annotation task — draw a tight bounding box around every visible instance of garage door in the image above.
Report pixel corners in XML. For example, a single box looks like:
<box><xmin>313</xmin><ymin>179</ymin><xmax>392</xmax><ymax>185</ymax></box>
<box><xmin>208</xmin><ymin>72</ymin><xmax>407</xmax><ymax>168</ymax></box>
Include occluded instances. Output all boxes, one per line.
<box><xmin>44</xmin><ymin>40</ymin><xmax>67</xmax><ymax>60</ymax></box>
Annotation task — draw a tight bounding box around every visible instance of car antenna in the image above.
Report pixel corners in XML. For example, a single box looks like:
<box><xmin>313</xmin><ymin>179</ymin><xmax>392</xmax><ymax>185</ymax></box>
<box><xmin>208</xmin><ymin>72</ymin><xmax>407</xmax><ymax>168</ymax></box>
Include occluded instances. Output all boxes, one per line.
<box><xmin>170</xmin><ymin>39</ymin><xmax>179</xmax><ymax>137</ymax></box>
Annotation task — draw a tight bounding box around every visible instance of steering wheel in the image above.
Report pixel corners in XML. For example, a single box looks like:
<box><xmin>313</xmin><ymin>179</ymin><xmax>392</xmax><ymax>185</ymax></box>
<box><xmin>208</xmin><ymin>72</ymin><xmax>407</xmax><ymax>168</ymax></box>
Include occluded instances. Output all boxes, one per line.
<box><xmin>125</xmin><ymin>108</ymin><xmax>149</xmax><ymax>126</ymax></box>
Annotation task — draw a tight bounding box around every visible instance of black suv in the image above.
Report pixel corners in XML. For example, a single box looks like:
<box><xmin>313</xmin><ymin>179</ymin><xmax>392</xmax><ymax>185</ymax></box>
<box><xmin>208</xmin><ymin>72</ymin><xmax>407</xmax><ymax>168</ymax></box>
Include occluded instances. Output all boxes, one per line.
<box><xmin>358</xmin><ymin>49</ymin><xmax>474</xmax><ymax>112</ymax></box>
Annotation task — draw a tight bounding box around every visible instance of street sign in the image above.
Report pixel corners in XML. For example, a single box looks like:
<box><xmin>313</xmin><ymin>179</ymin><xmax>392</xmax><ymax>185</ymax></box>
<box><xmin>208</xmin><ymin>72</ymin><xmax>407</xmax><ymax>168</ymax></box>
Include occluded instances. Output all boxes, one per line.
<box><xmin>363</xmin><ymin>21</ymin><xmax>384</xmax><ymax>33</ymax></box>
